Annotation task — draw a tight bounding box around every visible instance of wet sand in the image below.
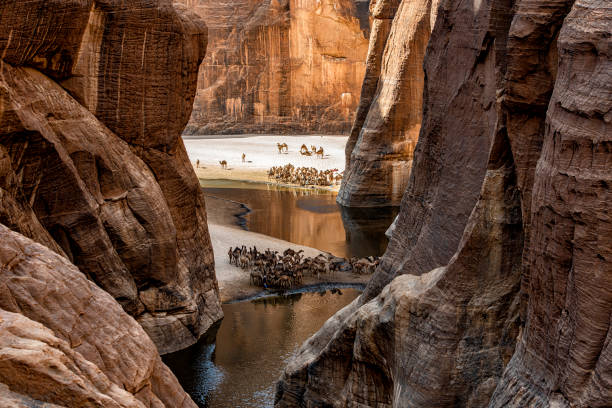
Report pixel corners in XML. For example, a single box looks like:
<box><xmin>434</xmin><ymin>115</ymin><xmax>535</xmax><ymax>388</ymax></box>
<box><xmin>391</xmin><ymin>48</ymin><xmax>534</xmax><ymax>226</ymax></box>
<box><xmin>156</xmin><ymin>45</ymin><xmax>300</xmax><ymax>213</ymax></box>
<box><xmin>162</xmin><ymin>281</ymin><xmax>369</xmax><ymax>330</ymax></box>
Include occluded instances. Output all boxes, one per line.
<box><xmin>206</xmin><ymin>195</ymin><xmax>372</xmax><ymax>302</ymax></box>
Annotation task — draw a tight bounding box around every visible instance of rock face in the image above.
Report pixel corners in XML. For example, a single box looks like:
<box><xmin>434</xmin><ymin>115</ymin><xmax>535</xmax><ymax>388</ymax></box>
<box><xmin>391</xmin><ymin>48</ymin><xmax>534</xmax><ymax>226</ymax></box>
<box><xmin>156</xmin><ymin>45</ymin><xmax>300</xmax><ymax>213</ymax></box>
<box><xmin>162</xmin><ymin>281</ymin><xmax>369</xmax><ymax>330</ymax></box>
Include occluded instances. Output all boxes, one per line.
<box><xmin>276</xmin><ymin>0</ymin><xmax>611</xmax><ymax>406</ymax></box>
<box><xmin>0</xmin><ymin>0</ymin><xmax>222</xmax><ymax>355</ymax></box>
<box><xmin>338</xmin><ymin>0</ymin><xmax>438</xmax><ymax>207</ymax></box>
<box><xmin>0</xmin><ymin>225</ymin><xmax>196</xmax><ymax>407</ymax></box>
<box><xmin>178</xmin><ymin>0</ymin><xmax>370</xmax><ymax>135</ymax></box>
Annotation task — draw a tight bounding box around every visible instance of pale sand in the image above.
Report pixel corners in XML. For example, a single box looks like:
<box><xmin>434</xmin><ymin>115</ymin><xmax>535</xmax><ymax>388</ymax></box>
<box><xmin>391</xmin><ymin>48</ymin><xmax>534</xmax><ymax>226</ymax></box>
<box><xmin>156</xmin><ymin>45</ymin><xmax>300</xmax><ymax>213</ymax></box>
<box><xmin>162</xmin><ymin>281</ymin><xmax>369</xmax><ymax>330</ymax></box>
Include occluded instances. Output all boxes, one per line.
<box><xmin>185</xmin><ymin>135</ymin><xmax>348</xmax><ymax>191</ymax></box>
<box><xmin>204</xmin><ymin>195</ymin><xmax>370</xmax><ymax>302</ymax></box>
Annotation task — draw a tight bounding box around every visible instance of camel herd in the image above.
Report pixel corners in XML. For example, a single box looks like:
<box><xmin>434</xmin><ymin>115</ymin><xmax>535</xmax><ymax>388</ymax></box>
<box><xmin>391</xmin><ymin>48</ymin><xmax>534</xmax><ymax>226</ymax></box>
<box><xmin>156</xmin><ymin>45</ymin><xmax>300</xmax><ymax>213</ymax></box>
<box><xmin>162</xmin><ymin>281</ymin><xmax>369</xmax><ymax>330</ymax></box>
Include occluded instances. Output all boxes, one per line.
<box><xmin>300</xmin><ymin>144</ymin><xmax>324</xmax><ymax>158</ymax></box>
<box><xmin>228</xmin><ymin>246</ymin><xmax>380</xmax><ymax>289</ymax></box>
<box><xmin>268</xmin><ymin>164</ymin><xmax>343</xmax><ymax>187</ymax></box>
<box><xmin>210</xmin><ymin>141</ymin><xmax>332</xmax><ymax>170</ymax></box>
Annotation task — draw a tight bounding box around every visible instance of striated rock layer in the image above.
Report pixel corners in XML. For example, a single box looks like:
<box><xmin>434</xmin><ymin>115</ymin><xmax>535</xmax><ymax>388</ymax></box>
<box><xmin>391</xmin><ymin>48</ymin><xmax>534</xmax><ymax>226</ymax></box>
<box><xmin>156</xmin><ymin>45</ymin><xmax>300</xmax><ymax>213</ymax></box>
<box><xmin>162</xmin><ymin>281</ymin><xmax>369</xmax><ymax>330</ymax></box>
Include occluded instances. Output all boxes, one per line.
<box><xmin>338</xmin><ymin>0</ymin><xmax>438</xmax><ymax>207</ymax></box>
<box><xmin>0</xmin><ymin>0</ymin><xmax>222</xmax><ymax>355</ymax></box>
<box><xmin>276</xmin><ymin>0</ymin><xmax>611</xmax><ymax>406</ymax></box>
<box><xmin>178</xmin><ymin>0</ymin><xmax>370</xmax><ymax>135</ymax></box>
<box><xmin>0</xmin><ymin>225</ymin><xmax>196</xmax><ymax>407</ymax></box>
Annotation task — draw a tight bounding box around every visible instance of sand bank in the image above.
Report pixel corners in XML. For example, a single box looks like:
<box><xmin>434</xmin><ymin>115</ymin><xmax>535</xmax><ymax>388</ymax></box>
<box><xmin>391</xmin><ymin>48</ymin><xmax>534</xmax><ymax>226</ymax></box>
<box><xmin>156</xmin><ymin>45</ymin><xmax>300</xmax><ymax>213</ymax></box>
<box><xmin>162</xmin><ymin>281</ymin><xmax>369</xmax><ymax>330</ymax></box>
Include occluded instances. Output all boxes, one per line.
<box><xmin>204</xmin><ymin>195</ymin><xmax>371</xmax><ymax>302</ymax></box>
<box><xmin>185</xmin><ymin>135</ymin><xmax>348</xmax><ymax>191</ymax></box>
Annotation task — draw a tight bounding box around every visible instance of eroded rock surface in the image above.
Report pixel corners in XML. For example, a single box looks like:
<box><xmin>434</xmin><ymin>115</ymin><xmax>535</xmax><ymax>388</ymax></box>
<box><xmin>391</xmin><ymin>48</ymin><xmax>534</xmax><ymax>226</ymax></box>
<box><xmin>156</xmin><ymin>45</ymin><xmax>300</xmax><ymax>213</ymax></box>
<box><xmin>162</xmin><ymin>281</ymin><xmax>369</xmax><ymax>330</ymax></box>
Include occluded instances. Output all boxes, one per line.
<box><xmin>276</xmin><ymin>0</ymin><xmax>611</xmax><ymax>406</ymax></box>
<box><xmin>490</xmin><ymin>1</ymin><xmax>612</xmax><ymax>405</ymax></box>
<box><xmin>0</xmin><ymin>0</ymin><xmax>222</xmax><ymax>354</ymax></box>
<box><xmin>0</xmin><ymin>225</ymin><xmax>196</xmax><ymax>407</ymax></box>
<box><xmin>178</xmin><ymin>0</ymin><xmax>370</xmax><ymax>135</ymax></box>
<box><xmin>338</xmin><ymin>0</ymin><xmax>438</xmax><ymax>207</ymax></box>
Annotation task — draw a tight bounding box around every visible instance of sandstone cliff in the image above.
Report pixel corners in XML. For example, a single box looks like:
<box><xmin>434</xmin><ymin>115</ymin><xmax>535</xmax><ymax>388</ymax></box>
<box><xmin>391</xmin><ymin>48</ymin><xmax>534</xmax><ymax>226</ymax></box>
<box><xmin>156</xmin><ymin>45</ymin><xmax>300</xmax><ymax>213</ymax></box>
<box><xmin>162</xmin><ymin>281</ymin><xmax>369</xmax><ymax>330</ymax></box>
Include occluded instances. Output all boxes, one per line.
<box><xmin>0</xmin><ymin>0</ymin><xmax>222</xmax><ymax>355</ymax></box>
<box><xmin>0</xmin><ymin>225</ymin><xmax>196</xmax><ymax>407</ymax></box>
<box><xmin>178</xmin><ymin>0</ymin><xmax>370</xmax><ymax>135</ymax></box>
<box><xmin>338</xmin><ymin>0</ymin><xmax>438</xmax><ymax>207</ymax></box>
<box><xmin>276</xmin><ymin>0</ymin><xmax>611</xmax><ymax>406</ymax></box>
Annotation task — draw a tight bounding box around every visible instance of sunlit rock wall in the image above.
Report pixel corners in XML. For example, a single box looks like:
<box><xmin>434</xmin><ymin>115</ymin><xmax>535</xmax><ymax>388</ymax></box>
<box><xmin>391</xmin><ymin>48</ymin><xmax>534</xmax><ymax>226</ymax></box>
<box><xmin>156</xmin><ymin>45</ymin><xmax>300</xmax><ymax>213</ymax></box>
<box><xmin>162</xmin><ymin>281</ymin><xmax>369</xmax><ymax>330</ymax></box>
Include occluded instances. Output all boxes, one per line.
<box><xmin>179</xmin><ymin>0</ymin><xmax>370</xmax><ymax>135</ymax></box>
<box><xmin>0</xmin><ymin>0</ymin><xmax>222</xmax><ymax>356</ymax></box>
<box><xmin>276</xmin><ymin>0</ymin><xmax>611</xmax><ymax>406</ymax></box>
<box><xmin>338</xmin><ymin>0</ymin><xmax>438</xmax><ymax>207</ymax></box>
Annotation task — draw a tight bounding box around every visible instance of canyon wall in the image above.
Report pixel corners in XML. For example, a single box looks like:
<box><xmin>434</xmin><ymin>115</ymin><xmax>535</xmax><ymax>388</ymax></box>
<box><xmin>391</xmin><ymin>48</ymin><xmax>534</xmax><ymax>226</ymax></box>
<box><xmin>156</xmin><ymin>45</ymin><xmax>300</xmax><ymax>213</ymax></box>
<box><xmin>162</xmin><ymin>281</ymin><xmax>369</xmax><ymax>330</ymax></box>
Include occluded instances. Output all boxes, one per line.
<box><xmin>178</xmin><ymin>0</ymin><xmax>370</xmax><ymax>135</ymax></box>
<box><xmin>0</xmin><ymin>0</ymin><xmax>222</xmax><ymax>358</ymax></box>
<box><xmin>276</xmin><ymin>0</ymin><xmax>611</xmax><ymax>406</ymax></box>
<box><xmin>0</xmin><ymin>225</ymin><xmax>197</xmax><ymax>407</ymax></box>
<box><xmin>338</xmin><ymin>0</ymin><xmax>438</xmax><ymax>207</ymax></box>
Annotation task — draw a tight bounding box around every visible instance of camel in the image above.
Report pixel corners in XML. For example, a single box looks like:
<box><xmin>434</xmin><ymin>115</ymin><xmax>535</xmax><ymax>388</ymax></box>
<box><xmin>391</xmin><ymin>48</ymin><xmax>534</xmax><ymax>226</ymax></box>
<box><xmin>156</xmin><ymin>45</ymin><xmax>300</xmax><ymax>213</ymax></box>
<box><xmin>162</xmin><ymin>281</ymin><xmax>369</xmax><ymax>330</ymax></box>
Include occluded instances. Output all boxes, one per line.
<box><xmin>300</xmin><ymin>144</ymin><xmax>309</xmax><ymax>154</ymax></box>
<box><xmin>278</xmin><ymin>275</ymin><xmax>291</xmax><ymax>290</ymax></box>
<box><xmin>219</xmin><ymin>160</ymin><xmax>228</xmax><ymax>169</ymax></box>
<box><xmin>230</xmin><ymin>245</ymin><xmax>380</xmax><ymax>289</ymax></box>
<box><xmin>277</xmin><ymin>142</ymin><xmax>288</xmax><ymax>153</ymax></box>
<box><xmin>316</xmin><ymin>147</ymin><xmax>324</xmax><ymax>158</ymax></box>
<box><xmin>250</xmin><ymin>271</ymin><xmax>263</xmax><ymax>286</ymax></box>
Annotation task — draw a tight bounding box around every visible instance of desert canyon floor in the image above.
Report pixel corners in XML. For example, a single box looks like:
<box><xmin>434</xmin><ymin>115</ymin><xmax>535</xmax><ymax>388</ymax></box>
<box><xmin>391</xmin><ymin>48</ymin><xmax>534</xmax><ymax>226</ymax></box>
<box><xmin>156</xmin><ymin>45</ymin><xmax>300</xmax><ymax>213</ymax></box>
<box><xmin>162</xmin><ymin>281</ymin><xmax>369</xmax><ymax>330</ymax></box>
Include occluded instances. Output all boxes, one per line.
<box><xmin>184</xmin><ymin>135</ymin><xmax>374</xmax><ymax>302</ymax></box>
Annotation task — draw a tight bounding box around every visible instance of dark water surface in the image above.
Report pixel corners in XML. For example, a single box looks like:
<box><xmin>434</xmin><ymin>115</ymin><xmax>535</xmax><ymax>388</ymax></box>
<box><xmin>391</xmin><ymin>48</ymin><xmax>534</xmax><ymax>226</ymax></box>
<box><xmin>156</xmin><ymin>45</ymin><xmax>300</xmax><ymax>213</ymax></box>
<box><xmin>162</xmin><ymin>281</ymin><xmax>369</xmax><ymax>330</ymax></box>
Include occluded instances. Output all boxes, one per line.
<box><xmin>202</xmin><ymin>179</ymin><xmax>398</xmax><ymax>258</ymax></box>
<box><xmin>164</xmin><ymin>288</ymin><xmax>361</xmax><ymax>408</ymax></box>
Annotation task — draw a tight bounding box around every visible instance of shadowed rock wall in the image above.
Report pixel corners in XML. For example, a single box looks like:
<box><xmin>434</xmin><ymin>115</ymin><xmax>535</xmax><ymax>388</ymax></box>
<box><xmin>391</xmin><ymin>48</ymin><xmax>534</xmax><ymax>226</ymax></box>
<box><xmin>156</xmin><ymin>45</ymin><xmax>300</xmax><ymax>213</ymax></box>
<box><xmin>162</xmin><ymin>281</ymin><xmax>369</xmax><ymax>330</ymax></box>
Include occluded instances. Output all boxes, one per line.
<box><xmin>338</xmin><ymin>0</ymin><xmax>438</xmax><ymax>207</ymax></box>
<box><xmin>0</xmin><ymin>0</ymin><xmax>222</xmax><ymax>355</ymax></box>
<box><xmin>178</xmin><ymin>0</ymin><xmax>370</xmax><ymax>135</ymax></box>
<box><xmin>276</xmin><ymin>0</ymin><xmax>611</xmax><ymax>406</ymax></box>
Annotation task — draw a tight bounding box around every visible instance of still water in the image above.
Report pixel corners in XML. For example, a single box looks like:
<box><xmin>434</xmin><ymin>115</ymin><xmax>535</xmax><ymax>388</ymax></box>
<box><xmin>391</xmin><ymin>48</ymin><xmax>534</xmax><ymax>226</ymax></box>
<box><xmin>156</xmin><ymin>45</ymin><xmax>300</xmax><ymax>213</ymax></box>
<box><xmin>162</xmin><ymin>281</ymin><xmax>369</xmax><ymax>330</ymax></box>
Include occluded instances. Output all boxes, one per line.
<box><xmin>202</xmin><ymin>180</ymin><xmax>398</xmax><ymax>258</ymax></box>
<box><xmin>164</xmin><ymin>287</ymin><xmax>361</xmax><ymax>407</ymax></box>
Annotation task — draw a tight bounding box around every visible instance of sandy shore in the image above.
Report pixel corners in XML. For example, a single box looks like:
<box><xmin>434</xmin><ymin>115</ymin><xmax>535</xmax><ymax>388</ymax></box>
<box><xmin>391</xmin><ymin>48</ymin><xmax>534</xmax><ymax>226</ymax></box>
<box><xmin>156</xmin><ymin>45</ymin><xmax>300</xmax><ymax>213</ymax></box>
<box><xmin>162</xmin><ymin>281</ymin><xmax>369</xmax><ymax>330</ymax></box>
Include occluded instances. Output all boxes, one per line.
<box><xmin>185</xmin><ymin>135</ymin><xmax>348</xmax><ymax>192</ymax></box>
<box><xmin>204</xmin><ymin>195</ymin><xmax>371</xmax><ymax>302</ymax></box>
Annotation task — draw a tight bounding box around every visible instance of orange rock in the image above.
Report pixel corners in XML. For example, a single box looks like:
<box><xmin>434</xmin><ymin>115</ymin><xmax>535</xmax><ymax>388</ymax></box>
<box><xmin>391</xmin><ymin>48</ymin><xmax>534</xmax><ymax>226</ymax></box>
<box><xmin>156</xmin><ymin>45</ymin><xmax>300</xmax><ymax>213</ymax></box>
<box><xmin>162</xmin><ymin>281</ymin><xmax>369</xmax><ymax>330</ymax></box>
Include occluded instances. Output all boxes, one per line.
<box><xmin>178</xmin><ymin>0</ymin><xmax>370</xmax><ymax>135</ymax></box>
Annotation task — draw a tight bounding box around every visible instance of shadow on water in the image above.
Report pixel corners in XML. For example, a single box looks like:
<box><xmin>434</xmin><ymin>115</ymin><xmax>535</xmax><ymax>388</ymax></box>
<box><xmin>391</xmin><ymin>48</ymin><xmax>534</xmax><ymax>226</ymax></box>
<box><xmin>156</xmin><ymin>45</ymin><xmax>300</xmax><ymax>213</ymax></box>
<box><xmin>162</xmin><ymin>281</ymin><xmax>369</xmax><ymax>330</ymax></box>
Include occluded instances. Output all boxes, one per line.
<box><xmin>163</xmin><ymin>288</ymin><xmax>362</xmax><ymax>408</ymax></box>
<box><xmin>201</xmin><ymin>179</ymin><xmax>398</xmax><ymax>258</ymax></box>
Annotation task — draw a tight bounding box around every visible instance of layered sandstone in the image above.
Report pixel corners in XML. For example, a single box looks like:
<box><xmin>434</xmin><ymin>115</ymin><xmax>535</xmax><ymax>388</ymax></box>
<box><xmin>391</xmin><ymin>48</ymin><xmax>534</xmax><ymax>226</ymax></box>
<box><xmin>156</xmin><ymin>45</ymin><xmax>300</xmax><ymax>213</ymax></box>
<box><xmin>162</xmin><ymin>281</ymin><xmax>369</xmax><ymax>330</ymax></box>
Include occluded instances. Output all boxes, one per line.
<box><xmin>338</xmin><ymin>0</ymin><xmax>438</xmax><ymax>207</ymax></box>
<box><xmin>179</xmin><ymin>0</ymin><xmax>370</xmax><ymax>135</ymax></box>
<box><xmin>0</xmin><ymin>225</ymin><xmax>196</xmax><ymax>407</ymax></box>
<box><xmin>0</xmin><ymin>0</ymin><xmax>222</xmax><ymax>355</ymax></box>
<box><xmin>276</xmin><ymin>0</ymin><xmax>611</xmax><ymax>406</ymax></box>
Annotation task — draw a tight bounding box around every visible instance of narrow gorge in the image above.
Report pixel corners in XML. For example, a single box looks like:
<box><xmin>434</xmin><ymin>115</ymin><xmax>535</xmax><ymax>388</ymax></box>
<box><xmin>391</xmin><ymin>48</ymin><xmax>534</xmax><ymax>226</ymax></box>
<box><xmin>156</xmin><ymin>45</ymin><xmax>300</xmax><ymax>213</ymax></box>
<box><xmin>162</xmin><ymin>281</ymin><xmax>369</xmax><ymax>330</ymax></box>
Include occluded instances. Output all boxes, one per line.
<box><xmin>0</xmin><ymin>0</ymin><xmax>610</xmax><ymax>407</ymax></box>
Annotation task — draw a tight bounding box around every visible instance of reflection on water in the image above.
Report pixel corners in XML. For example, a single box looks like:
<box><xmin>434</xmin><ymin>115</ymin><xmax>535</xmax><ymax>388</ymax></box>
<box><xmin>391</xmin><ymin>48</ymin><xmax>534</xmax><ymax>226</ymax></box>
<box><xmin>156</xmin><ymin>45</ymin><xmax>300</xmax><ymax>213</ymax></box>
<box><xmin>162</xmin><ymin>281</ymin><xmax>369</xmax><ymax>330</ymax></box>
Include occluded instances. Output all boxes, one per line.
<box><xmin>164</xmin><ymin>288</ymin><xmax>361</xmax><ymax>408</ymax></box>
<box><xmin>202</xmin><ymin>180</ymin><xmax>398</xmax><ymax>258</ymax></box>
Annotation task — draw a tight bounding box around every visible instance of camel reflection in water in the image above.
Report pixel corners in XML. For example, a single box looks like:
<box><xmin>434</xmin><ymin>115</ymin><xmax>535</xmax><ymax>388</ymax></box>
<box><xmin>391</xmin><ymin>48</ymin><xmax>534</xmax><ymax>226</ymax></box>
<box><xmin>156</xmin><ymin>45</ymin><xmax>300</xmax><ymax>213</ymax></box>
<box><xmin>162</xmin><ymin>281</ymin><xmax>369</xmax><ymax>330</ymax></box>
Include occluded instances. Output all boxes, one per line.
<box><xmin>201</xmin><ymin>180</ymin><xmax>398</xmax><ymax>258</ymax></box>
